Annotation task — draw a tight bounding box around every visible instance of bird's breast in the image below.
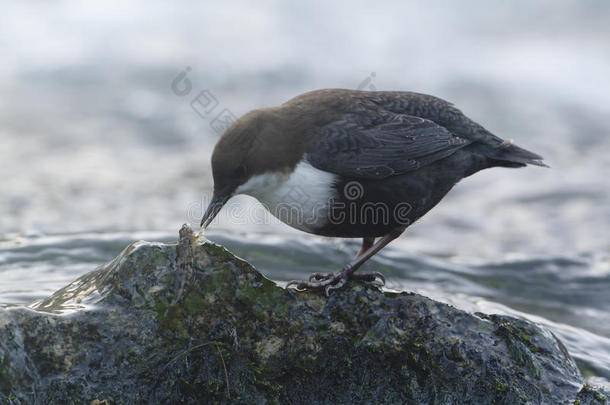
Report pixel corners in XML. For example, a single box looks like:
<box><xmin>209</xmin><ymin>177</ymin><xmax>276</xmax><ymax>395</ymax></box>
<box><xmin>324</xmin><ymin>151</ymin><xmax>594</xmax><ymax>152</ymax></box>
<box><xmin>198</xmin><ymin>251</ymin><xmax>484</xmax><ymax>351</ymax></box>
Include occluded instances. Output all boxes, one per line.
<box><xmin>235</xmin><ymin>161</ymin><xmax>337</xmax><ymax>233</ymax></box>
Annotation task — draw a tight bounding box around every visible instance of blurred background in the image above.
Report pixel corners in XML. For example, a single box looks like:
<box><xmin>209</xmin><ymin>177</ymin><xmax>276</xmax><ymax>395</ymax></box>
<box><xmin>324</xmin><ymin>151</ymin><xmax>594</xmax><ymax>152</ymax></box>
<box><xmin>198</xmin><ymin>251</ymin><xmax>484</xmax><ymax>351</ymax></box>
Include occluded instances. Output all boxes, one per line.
<box><xmin>1</xmin><ymin>0</ymin><xmax>609</xmax><ymax>385</ymax></box>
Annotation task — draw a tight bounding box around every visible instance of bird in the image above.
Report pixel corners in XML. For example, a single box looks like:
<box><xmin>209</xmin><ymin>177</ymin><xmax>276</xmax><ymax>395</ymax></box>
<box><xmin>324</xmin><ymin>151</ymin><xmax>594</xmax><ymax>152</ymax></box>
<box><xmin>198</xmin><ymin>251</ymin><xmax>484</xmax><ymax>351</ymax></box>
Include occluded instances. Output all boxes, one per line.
<box><xmin>199</xmin><ymin>89</ymin><xmax>547</xmax><ymax>295</ymax></box>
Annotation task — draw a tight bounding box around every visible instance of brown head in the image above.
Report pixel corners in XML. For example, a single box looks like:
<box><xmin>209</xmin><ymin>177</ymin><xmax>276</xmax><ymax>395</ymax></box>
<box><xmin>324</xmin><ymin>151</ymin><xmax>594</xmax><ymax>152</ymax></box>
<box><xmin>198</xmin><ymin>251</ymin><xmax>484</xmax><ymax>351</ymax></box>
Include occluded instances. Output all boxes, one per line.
<box><xmin>200</xmin><ymin>107</ymin><xmax>310</xmax><ymax>229</ymax></box>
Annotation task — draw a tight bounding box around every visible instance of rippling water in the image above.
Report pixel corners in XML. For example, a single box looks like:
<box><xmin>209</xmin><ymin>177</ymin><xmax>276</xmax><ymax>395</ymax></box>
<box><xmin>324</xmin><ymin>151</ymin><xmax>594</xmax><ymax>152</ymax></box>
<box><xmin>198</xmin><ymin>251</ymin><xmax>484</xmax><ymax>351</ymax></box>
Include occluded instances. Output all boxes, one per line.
<box><xmin>1</xmin><ymin>0</ymin><xmax>609</xmax><ymax>387</ymax></box>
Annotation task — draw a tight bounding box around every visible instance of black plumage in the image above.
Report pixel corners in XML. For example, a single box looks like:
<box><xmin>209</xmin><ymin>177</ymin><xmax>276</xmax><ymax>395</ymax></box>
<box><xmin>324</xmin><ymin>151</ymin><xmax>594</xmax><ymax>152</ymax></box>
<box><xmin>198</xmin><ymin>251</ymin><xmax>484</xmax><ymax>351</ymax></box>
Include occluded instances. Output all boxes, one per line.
<box><xmin>307</xmin><ymin>112</ymin><xmax>472</xmax><ymax>179</ymax></box>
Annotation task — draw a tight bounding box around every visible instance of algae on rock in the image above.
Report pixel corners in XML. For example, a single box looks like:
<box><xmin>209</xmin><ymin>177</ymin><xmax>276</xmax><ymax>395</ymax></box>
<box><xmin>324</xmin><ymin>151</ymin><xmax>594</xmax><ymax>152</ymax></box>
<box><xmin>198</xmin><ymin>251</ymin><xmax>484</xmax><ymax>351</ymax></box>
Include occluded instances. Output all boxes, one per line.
<box><xmin>0</xmin><ymin>225</ymin><xmax>607</xmax><ymax>404</ymax></box>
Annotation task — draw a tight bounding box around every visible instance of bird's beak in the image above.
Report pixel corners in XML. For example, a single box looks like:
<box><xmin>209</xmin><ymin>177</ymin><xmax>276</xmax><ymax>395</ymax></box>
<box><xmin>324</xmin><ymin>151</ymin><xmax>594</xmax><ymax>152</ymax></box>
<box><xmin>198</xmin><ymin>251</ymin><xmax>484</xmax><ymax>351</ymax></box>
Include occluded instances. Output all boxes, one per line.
<box><xmin>200</xmin><ymin>192</ymin><xmax>231</xmax><ymax>229</ymax></box>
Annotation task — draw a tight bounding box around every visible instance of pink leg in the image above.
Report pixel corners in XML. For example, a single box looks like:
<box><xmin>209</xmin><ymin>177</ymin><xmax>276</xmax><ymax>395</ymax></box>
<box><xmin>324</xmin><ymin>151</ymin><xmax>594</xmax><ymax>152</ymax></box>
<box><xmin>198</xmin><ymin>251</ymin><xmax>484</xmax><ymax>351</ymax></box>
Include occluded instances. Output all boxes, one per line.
<box><xmin>356</xmin><ymin>237</ymin><xmax>375</xmax><ymax>258</ymax></box>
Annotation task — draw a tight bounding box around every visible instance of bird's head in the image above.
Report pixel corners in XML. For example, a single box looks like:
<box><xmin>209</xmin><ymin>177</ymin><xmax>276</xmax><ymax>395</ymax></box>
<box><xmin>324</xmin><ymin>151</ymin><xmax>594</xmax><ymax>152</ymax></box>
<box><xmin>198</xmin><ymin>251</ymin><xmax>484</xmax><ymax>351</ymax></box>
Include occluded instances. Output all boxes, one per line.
<box><xmin>200</xmin><ymin>106</ymin><xmax>307</xmax><ymax>230</ymax></box>
<box><xmin>200</xmin><ymin>125</ymin><xmax>255</xmax><ymax>229</ymax></box>
<box><xmin>200</xmin><ymin>109</ymin><xmax>277</xmax><ymax>229</ymax></box>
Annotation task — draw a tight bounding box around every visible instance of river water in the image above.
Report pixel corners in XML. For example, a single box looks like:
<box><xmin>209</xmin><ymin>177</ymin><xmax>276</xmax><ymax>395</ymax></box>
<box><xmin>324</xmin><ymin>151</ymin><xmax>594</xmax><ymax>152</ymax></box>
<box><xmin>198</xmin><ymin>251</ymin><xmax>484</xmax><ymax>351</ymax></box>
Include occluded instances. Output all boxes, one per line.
<box><xmin>1</xmin><ymin>0</ymin><xmax>609</xmax><ymax>386</ymax></box>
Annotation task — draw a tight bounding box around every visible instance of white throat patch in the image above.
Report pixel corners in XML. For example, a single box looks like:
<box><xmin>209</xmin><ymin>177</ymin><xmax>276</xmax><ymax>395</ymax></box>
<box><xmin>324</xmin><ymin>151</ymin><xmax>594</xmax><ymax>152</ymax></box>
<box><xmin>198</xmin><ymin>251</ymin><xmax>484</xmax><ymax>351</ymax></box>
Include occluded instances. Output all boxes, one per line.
<box><xmin>234</xmin><ymin>161</ymin><xmax>337</xmax><ymax>232</ymax></box>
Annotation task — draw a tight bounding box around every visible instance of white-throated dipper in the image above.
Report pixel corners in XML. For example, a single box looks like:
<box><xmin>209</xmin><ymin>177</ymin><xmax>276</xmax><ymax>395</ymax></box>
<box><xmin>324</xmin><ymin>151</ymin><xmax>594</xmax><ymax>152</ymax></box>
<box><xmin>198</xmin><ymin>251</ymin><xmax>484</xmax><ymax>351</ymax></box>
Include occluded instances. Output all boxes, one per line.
<box><xmin>200</xmin><ymin>89</ymin><xmax>546</xmax><ymax>294</ymax></box>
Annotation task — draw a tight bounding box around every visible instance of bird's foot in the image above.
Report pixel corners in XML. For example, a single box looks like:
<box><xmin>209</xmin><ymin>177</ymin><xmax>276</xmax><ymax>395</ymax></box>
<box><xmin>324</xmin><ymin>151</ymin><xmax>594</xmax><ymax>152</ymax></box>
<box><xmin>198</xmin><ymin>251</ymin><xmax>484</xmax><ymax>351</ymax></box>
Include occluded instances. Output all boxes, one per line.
<box><xmin>286</xmin><ymin>268</ymin><xmax>385</xmax><ymax>296</ymax></box>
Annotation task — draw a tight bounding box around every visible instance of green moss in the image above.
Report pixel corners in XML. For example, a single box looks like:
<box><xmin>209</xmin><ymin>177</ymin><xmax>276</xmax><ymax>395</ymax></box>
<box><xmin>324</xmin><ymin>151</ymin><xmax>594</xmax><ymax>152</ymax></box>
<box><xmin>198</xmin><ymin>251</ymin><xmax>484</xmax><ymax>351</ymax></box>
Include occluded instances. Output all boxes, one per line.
<box><xmin>147</xmin><ymin>245</ymin><xmax>171</xmax><ymax>267</ymax></box>
<box><xmin>234</xmin><ymin>276</ymin><xmax>288</xmax><ymax>317</ymax></box>
<box><xmin>199</xmin><ymin>264</ymin><xmax>235</xmax><ymax>296</ymax></box>
<box><xmin>183</xmin><ymin>292</ymin><xmax>206</xmax><ymax>314</ymax></box>
<box><xmin>495</xmin><ymin>319</ymin><xmax>542</xmax><ymax>371</ymax></box>
<box><xmin>450</xmin><ymin>340</ymin><xmax>465</xmax><ymax>363</ymax></box>
<box><xmin>579</xmin><ymin>384</ymin><xmax>608</xmax><ymax>403</ymax></box>
<box><xmin>153</xmin><ymin>297</ymin><xmax>168</xmax><ymax>317</ymax></box>
<box><xmin>0</xmin><ymin>353</ymin><xmax>14</xmax><ymax>391</ymax></box>
<box><xmin>203</xmin><ymin>243</ymin><xmax>236</xmax><ymax>261</ymax></box>
<box><xmin>495</xmin><ymin>380</ymin><xmax>509</xmax><ymax>392</ymax></box>
<box><xmin>156</xmin><ymin>303</ymin><xmax>186</xmax><ymax>336</ymax></box>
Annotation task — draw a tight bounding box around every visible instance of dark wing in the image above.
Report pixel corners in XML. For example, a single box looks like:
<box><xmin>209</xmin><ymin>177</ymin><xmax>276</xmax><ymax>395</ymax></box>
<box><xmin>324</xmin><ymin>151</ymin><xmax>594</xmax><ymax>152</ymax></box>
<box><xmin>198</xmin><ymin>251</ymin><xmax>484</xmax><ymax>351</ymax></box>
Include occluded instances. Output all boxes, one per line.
<box><xmin>305</xmin><ymin>112</ymin><xmax>472</xmax><ymax>179</ymax></box>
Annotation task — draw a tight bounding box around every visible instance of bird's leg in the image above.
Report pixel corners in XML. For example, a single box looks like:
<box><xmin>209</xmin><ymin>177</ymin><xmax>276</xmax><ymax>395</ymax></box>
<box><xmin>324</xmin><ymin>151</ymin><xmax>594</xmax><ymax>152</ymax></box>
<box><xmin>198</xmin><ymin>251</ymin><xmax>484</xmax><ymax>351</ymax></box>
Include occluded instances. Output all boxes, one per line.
<box><xmin>307</xmin><ymin>237</ymin><xmax>375</xmax><ymax>282</ymax></box>
<box><xmin>348</xmin><ymin>236</ymin><xmax>384</xmax><ymax>283</ymax></box>
<box><xmin>356</xmin><ymin>237</ymin><xmax>375</xmax><ymax>258</ymax></box>
<box><xmin>287</xmin><ymin>229</ymin><xmax>404</xmax><ymax>295</ymax></box>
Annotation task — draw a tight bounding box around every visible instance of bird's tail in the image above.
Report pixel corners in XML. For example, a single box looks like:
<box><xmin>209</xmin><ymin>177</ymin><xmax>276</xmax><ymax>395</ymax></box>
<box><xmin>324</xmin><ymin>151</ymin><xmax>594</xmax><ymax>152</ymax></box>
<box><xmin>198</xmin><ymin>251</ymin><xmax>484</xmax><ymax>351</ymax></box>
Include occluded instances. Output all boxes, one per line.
<box><xmin>483</xmin><ymin>138</ymin><xmax>548</xmax><ymax>168</ymax></box>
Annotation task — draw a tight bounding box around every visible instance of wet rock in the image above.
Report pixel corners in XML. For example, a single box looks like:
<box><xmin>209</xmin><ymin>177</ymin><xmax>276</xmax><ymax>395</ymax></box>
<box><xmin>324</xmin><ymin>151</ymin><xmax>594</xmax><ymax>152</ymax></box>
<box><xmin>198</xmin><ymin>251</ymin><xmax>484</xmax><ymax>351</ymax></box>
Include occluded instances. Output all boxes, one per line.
<box><xmin>575</xmin><ymin>383</ymin><xmax>610</xmax><ymax>405</ymax></box>
<box><xmin>0</xmin><ymin>225</ymin><xmax>607</xmax><ymax>404</ymax></box>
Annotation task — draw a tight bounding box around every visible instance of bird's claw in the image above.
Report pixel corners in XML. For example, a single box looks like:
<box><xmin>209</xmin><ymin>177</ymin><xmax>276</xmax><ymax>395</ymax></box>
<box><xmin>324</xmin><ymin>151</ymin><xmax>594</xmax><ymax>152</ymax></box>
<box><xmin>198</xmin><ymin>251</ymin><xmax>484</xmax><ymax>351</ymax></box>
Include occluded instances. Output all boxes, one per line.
<box><xmin>308</xmin><ymin>272</ymin><xmax>332</xmax><ymax>282</ymax></box>
<box><xmin>376</xmin><ymin>272</ymin><xmax>386</xmax><ymax>286</ymax></box>
<box><xmin>286</xmin><ymin>276</ymin><xmax>338</xmax><ymax>291</ymax></box>
<box><xmin>286</xmin><ymin>270</ymin><xmax>385</xmax><ymax>295</ymax></box>
<box><xmin>370</xmin><ymin>271</ymin><xmax>386</xmax><ymax>285</ymax></box>
<box><xmin>324</xmin><ymin>277</ymin><xmax>347</xmax><ymax>296</ymax></box>
<box><xmin>286</xmin><ymin>280</ymin><xmax>307</xmax><ymax>291</ymax></box>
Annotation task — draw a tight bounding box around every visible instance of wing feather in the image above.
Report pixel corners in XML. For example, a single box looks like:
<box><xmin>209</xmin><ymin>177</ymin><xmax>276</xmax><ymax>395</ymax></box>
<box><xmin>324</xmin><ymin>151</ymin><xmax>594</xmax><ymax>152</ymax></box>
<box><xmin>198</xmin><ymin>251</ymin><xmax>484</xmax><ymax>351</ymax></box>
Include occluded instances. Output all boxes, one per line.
<box><xmin>305</xmin><ymin>113</ymin><xmax>471</xmax><ymax>179</ymax></box>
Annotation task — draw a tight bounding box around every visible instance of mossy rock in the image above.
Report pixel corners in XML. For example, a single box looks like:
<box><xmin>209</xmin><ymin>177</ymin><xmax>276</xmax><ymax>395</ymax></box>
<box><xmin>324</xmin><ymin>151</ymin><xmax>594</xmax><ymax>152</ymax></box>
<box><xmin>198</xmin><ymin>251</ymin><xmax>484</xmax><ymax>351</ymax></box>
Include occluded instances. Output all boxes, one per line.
<box><xmin>0</xmin><ymin>226</ymin><xmax>606</xmax><ymax>404</ymax></box>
